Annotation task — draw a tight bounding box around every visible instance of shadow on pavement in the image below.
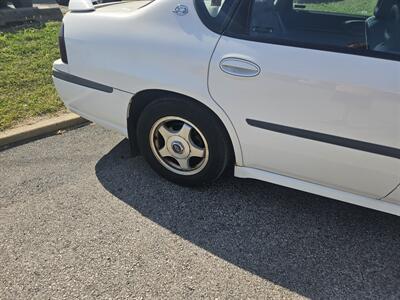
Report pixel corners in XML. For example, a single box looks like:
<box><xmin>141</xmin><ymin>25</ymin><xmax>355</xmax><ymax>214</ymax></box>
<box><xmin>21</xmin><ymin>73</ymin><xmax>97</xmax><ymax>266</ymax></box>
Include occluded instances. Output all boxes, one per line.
<box><xmin>95</xmin><ymin>139</ymin><xmax>400</xmax><ymax>299</ymax></box>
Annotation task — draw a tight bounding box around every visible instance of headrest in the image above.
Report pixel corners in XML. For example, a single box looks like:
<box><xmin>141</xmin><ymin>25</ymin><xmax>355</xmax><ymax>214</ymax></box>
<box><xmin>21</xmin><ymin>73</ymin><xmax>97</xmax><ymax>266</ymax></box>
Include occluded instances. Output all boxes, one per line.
<box><xmin>375</xmin><ymin>0</ymin><xmax>396</xmax><ymax>19</ymax></box>
<box><xmin>253</xmin><ymin>0</ymin><xmax>275</xmax><ymax>10</ymax></box>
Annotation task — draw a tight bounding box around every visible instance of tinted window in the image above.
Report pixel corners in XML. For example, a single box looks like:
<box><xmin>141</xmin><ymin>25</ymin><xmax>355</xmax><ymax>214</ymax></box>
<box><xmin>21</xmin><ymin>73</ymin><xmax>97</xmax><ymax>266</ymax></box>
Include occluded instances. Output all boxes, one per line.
<box><xmin>195</xmin><ymin>0</ymin><xmax>239</xmax><ymax>33</ymax></box>
<box><xmin>226</xmin><ymin>0</ymin><xmax>400</xmax><ymax>60</ymax></box>
<box><xmin>293</xmin><ymin>0</ymin><xmax>376</xmax><ymax>16</ymax></box>
<box><xmin>204</xmin><ymin>0</ymin><xmax>227</xmax><ymax>17</ymax></box>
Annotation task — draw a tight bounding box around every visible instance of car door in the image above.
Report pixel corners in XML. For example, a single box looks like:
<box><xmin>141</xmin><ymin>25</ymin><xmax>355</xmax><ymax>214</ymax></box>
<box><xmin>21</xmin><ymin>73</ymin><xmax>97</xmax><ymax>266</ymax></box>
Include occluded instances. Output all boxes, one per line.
<box><xmin>208</xmin><ymin>0</ymin><xmax>400</xmax><ymax>198</ymax></box>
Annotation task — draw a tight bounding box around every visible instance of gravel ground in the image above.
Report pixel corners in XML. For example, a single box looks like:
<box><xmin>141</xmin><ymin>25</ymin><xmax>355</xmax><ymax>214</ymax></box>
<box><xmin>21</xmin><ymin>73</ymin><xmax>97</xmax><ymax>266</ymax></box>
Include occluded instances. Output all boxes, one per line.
<box><xmin>1</xmin><ymin>124</ymin><xmax>400</xmax><ymax>299</ymax></box>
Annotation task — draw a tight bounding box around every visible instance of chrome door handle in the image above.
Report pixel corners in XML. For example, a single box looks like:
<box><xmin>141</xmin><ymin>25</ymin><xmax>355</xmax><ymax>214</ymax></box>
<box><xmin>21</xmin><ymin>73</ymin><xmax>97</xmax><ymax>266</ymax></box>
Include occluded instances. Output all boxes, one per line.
<box><xmin>219</xmin><ymin>58</ymin><xmax>260</xmax><ymax>77</ymax></box>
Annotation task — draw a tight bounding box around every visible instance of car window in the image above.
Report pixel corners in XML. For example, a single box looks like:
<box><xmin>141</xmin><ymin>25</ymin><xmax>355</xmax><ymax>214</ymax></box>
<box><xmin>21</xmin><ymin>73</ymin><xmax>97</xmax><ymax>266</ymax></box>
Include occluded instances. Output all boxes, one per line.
<box><xmin>292</xmin><ymin>0</ymin><xmax>376</xmax><ymax>16</ymax></box>
<box><xmin>204</xmin><ymin>0</ymin><xmax>226</xmax><ymax>17</ymax></box>
<box><xmin>225</xmin><ymin>0</ymin><xmax>400</xmax><ymax>60</ymax></box>
<box><xmin>195</xmin><ymin>0</ymin><xmax>238</xmax><ymax>33</ymax></box>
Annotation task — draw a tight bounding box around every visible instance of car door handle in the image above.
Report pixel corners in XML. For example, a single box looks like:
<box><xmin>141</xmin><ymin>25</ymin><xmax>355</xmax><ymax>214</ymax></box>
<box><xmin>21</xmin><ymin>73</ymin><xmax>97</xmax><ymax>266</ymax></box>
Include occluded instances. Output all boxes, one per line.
<box><xmin>219</xmin><ymin>58</ymin><xmax>260</xmax><ymax>77</ymax></box>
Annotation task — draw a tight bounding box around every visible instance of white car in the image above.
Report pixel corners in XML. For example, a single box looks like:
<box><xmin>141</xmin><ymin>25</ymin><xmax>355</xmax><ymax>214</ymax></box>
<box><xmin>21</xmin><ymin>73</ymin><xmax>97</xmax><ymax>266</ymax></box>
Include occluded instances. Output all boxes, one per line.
<box><xmin>53</xmin><ymin>0</ymin><xmax>400</xmax><ymax>216</ymax></box>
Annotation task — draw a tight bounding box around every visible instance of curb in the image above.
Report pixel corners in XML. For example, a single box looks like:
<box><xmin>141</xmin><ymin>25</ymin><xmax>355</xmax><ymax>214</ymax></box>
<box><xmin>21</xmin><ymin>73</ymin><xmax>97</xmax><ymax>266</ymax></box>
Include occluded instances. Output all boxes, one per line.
<box><xmin>0</xmin><ymin>7</ymin><xmax>63</xmax><ymax>27</ymax></box>
<box><xmin>0</xmin><ymin>113</ymin><xmax>89</xmax><ymax>149</ymax></box>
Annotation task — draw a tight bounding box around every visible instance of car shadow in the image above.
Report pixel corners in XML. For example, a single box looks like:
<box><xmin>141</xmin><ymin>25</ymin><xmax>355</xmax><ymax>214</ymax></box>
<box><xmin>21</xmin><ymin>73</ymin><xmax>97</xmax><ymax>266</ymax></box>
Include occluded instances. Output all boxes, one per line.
<box><xmin>95</xmin><ymin>139</ymin><xmax>400</xmax><ymax>299</ymax></box>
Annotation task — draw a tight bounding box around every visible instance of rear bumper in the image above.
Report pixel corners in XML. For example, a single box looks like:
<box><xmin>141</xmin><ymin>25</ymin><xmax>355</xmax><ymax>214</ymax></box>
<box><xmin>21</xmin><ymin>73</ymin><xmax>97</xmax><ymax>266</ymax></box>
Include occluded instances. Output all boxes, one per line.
<box><xmin>52</xmin><ymin>60</ymin><xmax>133</xmax><ymax>137</ymax></box>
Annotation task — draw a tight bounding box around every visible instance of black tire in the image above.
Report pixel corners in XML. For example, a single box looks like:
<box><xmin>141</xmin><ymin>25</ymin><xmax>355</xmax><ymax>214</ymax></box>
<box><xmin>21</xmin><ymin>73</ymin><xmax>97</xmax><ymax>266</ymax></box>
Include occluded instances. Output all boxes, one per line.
<box><xmin>136</xmin><ymin>96</ymin><xmax>232</xmax><ymax>186</ymax></box>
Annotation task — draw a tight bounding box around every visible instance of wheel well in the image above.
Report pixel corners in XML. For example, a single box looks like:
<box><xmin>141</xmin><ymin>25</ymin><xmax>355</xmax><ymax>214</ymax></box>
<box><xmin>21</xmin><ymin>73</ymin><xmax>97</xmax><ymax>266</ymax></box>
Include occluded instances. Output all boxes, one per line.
<box><xmin>127</xmin><ymin>89</ymin><xmax>235</xmax><ymax>165</ymax></box>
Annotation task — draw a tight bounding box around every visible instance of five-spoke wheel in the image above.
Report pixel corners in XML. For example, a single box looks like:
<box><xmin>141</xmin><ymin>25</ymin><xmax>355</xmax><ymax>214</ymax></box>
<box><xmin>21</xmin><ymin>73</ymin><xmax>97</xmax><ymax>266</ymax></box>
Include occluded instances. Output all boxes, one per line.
<box><xmin>137</xmin><ymin>96</ymin><xmax>232</xmax><ymax>186</ymax></box>
<box><xmin>150</xmin><ymin>116</ymin><xmax>209</xmax><ymax>175</ymax></box>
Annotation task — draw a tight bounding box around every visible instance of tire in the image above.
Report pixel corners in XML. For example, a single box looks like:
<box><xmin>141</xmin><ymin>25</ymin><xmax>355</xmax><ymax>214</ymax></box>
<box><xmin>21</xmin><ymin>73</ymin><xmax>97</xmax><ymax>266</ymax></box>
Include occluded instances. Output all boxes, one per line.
<box><xmin>136</xmin><ymin>96</ymin><xmax>232</xmax><ymax>186</ymax></box>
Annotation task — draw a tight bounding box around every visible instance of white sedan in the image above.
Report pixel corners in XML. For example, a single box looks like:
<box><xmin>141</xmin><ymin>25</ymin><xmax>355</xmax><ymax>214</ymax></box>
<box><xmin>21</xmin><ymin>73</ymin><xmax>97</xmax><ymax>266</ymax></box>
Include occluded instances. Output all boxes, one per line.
<box><xmin>53</xmin><ymin>0</ymin><xmax>400</xmax><ymax>216</ymax></box>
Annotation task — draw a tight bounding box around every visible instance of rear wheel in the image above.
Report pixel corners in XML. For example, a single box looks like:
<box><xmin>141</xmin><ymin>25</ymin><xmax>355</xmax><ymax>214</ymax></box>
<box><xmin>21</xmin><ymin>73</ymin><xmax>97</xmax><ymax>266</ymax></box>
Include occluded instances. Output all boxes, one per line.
<box><xmin>136</xmin><ymin>97</ymin><xmax>231</xmax><ymax>186</ymax></box>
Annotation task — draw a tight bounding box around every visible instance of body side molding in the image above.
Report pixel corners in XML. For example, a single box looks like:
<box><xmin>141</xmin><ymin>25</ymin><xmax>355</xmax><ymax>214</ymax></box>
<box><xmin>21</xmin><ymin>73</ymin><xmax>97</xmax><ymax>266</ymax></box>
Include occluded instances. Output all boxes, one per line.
<box><xmin>53</xmin><ymin>69</ymin><xmax>113</xmax><ymax>93</ymax></box>
<box><xmin>246</xmin><ymin>119</ymin><xmax>400</xmax><ymax>159</ymax></box>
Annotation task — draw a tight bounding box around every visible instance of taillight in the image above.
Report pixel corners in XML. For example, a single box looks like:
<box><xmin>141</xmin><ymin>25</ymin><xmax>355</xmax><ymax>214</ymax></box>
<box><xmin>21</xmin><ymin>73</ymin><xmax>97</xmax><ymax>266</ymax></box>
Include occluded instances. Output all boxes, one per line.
<box><xmin>59</xmin><ymin>23</ymin><xmax>68</xmax><ymax>64</ymax></box>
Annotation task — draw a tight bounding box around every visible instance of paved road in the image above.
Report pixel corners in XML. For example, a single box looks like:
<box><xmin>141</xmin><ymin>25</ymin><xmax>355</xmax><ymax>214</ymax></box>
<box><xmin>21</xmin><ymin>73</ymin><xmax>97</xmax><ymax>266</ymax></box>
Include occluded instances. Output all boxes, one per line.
<box><xmin>1</xmin><ymin>125</ymin><xmax>400</xmax><ymax>299</ymax></box>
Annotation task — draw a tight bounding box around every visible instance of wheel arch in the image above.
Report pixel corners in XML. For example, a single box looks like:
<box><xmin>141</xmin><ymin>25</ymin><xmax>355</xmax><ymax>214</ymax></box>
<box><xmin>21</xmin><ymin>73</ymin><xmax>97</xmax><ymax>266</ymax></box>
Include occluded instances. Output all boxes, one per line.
<box><xmin>127</xmin><ymin>89</ymin><xmax>243</xmax><ymax>166</ymax></box>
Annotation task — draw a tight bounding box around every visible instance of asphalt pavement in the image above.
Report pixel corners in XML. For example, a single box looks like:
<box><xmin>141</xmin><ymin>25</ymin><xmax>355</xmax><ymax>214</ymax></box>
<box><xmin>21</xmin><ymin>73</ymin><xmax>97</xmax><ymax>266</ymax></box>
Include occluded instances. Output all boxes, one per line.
<box><xmin>1</xmin><ymin>124</ymin><xmax>400</xmax><ymax>299</ymax></box>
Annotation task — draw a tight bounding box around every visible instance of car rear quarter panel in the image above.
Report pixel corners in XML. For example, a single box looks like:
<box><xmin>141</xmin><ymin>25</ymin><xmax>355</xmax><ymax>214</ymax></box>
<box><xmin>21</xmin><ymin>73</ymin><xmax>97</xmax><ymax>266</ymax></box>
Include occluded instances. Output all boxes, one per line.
<box><xmin>63</xmin><ymin>0</ymin><xmax>243</xmax><ymax>164</ymax></box>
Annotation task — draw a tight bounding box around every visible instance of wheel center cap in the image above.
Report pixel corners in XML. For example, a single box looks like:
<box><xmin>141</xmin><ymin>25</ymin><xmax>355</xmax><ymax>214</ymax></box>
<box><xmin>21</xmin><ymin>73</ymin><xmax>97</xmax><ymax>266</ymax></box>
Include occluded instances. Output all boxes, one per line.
<box><xmin>171</xmin><ymin>141</ymin><xmax>184</xmax><ymax>154</ymax></box>
<box><xmin>166</xmin><ymin>136</ymin><xmax>190</xmax><ymax>159</ymax></box>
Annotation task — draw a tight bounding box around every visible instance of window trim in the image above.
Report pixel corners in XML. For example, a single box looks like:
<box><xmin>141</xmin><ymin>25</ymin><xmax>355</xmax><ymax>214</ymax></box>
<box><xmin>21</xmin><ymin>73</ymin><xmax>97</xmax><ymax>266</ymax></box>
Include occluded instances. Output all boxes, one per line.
<box><xmin>194</xmin><ymin>0</ymin><xmax>241</xmax><ymax>34</ymax></box>
<box><xmin>223</xmin><ymin>0</ymin><xmax>400</xmax><ymax>62</ymax></box>
<box><xmin>223</xmin><ymin>32</ymin><xmax>400</xmax><ymax>62</ymax></box>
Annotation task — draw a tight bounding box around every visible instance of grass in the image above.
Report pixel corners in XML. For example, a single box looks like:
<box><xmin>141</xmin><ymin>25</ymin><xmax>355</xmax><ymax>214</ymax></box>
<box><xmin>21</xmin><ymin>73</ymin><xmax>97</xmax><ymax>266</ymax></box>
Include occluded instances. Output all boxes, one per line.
<box><xmin>0</xmin><ymin>21</ymin><xmax>64</xmax><ymax>131</ymax></box>
<box><xmin>300</xmin><ymin>0</ymin><xmax>377</xmax><ymax>16</ymax></box>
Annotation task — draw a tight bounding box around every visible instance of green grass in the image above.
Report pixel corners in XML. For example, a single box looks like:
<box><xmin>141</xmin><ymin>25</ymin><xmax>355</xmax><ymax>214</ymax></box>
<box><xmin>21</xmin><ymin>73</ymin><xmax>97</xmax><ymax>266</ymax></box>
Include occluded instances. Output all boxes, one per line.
<box><xmin>299</xmin><ymin>0</ymin><xmax>377</xmax><ymax>16</ymax></box>
<box><xmin>0</xmin><ymin>22</ymin><xmax>64</xmax><ymax>131</ymax></box>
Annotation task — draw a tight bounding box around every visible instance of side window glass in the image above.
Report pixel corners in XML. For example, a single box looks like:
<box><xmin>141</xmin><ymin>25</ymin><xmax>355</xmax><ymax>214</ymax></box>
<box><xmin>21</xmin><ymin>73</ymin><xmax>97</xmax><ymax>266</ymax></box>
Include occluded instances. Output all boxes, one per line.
<box><xmin>293</xmin><ymin>0</ymin><xmax>376</xmax><ymax>16</ymax></box>
<box><xmin>226</xmin><ymin>0</ymin><xmax>400</xmax><ymax>58</ymax></box>
<box><xmin>195</xmin><ymin>0</ymin><xmax>235</xmax><ymax>33</ymax></box>
<box><xmin>204</xmin><ymin>0</ymin><xmax>226</xmax><ymax>17</ymax></box>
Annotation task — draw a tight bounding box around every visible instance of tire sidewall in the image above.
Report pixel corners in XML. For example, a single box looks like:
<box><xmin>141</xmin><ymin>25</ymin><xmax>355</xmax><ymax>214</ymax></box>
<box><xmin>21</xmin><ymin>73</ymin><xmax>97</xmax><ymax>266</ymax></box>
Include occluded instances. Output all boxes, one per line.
<box><xmin>137</xmin><ymin>97</ymin><xmax>230</xmax><ymax>186</ymax></box>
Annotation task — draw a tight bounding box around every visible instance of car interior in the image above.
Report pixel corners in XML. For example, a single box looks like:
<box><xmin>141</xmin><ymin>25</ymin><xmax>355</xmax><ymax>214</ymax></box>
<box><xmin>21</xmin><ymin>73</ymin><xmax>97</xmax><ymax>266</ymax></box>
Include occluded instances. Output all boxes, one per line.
<box><xmin>237</xmin><ymin>0</ymin><xmax>400</xmax><ymax>55</ymax></box>
<box><xmin>204</xmin><ymin>0</ymin><xmax>226</xmax><ymax>17</ymax></box>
